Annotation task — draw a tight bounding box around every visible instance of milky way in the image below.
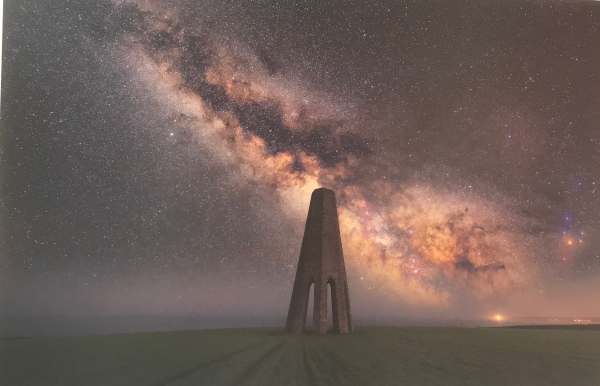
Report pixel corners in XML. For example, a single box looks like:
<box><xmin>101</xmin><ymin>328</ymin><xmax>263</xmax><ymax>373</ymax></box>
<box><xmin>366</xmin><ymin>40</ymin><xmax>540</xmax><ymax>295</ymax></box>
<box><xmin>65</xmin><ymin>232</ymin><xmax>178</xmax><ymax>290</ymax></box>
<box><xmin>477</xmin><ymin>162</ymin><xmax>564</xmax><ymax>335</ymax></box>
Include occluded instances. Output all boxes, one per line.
<box><xmin>2</xmin><ymin>0</ymin><xmax>600</xmax><ymax>333</ymax></box>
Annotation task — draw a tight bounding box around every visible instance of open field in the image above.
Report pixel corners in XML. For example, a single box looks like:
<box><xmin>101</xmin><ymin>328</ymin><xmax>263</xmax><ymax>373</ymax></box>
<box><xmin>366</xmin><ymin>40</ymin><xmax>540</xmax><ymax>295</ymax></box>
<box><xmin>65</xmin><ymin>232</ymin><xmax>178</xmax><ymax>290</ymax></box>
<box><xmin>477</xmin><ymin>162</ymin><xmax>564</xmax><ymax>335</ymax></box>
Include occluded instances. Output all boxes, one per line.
<box><xmin>2</xmin><ymin>326</ymin><xmax>600</xmax><ymax>386</ymax></box>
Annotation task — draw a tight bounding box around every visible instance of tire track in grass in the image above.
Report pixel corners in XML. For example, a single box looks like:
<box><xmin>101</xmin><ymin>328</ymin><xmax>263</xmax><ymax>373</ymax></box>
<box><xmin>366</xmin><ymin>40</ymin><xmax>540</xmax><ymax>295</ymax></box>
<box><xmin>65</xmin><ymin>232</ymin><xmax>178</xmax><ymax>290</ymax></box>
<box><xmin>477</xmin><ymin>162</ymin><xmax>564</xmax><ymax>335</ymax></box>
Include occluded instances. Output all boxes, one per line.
<box><xmin>267</xmin><ymin>338</ymin><xmax>309</xmax><ymax>386</ymax></box>
<box><xmin>163</xmin><ymin>339</ymin><xmax>283</xmax><ymax>386</ymax></box>
<box><xmin>228</xmin><ymin>341</ymin><xmax>285</xmax><ymax>386</ymax></box>
<box><xmin>313</xmin><ymin>343</ymin><xmax>356</xmax><ymax>386</ymax></box>
<box><xmin>242</xmin><ymin>337</ymin><xmax>307</xmax><ymax>386</ymax></box>
<box><xmin>151</xmin><ymin>340</ymin><xmax>265</xmax><ymax>386</ymax></box>
<box><xmin>302</xmin><ymin>341</ymin><xmax>320</xmax><ymax>386</ymax></box>
<box><xmin>318</xmin><ymin>345</ymin><xmax>368</xmax><ymax>385</ymax></box>
<box><xmin>301</xmin><ymin>338</ymin><xmax>356</xmax><ymax>386</ymax></box>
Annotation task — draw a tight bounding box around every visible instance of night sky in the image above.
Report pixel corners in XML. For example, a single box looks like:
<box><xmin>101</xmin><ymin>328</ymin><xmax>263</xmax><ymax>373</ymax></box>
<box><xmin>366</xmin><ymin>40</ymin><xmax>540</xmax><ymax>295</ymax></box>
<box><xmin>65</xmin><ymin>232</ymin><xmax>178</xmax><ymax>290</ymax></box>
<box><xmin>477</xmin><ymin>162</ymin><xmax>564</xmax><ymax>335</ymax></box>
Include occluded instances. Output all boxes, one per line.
<box><xmin>2</xmin><ymin>0</ymin><xmax>600</xmax><ymax>334</ymax></box>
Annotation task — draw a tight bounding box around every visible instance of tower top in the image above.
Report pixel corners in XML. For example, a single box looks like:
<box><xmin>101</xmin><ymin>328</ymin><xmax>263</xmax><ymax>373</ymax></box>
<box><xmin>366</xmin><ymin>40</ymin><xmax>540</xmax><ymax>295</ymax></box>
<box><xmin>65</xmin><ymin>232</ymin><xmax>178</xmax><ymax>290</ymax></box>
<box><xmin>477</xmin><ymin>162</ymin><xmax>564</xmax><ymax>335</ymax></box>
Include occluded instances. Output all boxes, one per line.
<box><xmin>312</xmin><ymin>187</ymin><xmax>333</xmax><ymax>194</ymax></box>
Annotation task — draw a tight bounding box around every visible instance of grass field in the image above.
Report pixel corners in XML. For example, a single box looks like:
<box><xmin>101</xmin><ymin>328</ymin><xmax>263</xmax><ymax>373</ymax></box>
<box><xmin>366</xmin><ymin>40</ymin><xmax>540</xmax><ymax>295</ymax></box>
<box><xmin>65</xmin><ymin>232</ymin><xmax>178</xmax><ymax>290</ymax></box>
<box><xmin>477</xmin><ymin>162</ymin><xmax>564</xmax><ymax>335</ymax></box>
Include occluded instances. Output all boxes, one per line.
<box><xmin>2</xmin><ymin>326</ymin><xmax>600</xmax><ymax>386</ymax></box>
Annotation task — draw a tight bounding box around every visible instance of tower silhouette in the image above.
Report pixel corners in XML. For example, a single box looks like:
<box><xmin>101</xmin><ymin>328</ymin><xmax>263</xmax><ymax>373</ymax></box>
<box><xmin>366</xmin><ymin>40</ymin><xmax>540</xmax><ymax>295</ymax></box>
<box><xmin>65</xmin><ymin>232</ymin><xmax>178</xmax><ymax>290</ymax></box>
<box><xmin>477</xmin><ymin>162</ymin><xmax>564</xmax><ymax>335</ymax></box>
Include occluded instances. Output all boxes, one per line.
<box><xmin>286</xmin><ymin>188</ymin><xmax>352</xmax><ymax>334</ymax></box>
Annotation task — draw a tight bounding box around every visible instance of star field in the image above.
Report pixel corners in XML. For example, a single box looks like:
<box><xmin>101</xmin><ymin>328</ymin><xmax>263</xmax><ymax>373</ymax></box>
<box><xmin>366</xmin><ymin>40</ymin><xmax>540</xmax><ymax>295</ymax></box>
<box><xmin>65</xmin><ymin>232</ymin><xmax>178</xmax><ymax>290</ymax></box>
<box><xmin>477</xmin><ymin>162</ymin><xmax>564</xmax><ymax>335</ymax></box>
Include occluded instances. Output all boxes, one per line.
<box><xmin>1</xmin><ymin>0</ymin><xmax>600</xmax><ymax>333</ymax></box>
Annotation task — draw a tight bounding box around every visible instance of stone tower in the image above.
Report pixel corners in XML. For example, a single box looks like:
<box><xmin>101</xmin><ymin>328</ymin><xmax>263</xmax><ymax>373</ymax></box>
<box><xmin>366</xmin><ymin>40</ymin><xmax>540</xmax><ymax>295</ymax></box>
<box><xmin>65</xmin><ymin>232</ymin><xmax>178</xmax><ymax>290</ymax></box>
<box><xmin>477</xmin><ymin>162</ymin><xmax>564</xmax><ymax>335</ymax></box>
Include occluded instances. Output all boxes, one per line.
<box><xmin>286</xmin><ymin>188</ymin><xmax>352</xmax><ymax>334</ymax></box>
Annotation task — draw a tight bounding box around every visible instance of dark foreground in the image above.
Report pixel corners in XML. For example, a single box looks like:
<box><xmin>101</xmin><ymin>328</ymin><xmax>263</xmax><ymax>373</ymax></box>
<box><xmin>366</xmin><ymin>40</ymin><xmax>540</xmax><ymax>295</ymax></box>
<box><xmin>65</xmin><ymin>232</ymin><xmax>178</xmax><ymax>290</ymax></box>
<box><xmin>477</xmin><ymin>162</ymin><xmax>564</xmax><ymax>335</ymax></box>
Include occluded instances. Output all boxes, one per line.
<box><xmin>2</xmin><ymin>326</ymin><xmax>600</xmax><ymax>386</ymax></box>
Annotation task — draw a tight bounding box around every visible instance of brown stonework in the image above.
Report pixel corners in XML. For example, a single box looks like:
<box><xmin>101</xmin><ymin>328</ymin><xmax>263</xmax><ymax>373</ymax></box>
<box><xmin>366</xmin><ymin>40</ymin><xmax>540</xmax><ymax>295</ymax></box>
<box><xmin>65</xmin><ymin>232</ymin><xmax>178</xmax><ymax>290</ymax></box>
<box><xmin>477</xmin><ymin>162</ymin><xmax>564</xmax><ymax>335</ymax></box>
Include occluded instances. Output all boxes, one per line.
<box><xmin>286</xmin><ymin>188</ymin><xmax>352</xmax><ymax>334</ymax></box>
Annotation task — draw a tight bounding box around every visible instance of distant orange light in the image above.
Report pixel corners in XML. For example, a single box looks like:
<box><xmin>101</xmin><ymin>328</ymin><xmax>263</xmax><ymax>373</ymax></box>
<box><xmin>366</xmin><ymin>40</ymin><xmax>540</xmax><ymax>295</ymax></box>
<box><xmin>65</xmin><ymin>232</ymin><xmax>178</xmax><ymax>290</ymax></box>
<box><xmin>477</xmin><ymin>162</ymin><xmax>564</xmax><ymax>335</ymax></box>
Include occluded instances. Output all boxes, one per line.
<box><xmin>492</xmin><ymin>313</ymin><xmax>505</xmax><ymax>322</ymax></box>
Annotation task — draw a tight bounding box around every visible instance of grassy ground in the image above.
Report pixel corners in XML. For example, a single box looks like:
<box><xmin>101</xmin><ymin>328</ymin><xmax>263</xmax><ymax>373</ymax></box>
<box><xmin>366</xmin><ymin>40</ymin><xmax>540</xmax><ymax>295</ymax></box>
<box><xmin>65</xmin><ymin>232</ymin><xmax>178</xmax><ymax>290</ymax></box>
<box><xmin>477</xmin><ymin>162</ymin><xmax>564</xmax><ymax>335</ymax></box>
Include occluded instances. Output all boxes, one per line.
<box><xmin>2</xmin><ymin>326</ymin><xmax>600</xmax><ymax>386</ymax></box>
